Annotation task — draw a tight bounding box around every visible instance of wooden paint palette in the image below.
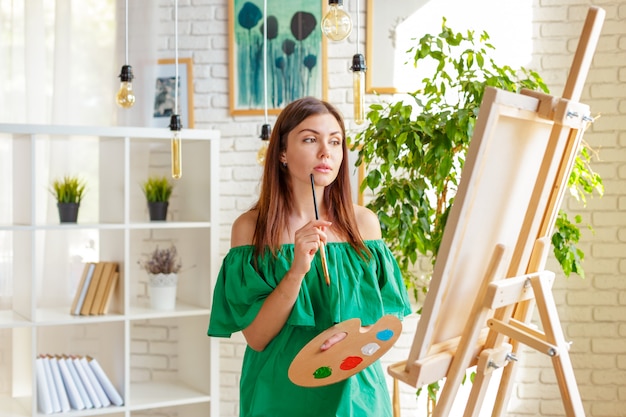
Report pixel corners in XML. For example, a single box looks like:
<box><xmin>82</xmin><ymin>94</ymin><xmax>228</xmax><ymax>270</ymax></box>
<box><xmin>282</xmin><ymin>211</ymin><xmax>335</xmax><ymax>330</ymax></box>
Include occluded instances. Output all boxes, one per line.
<box><xmin>288</xmin><ymin>315</ymin><xmax>402</xmax><ymax>387</ymax></box>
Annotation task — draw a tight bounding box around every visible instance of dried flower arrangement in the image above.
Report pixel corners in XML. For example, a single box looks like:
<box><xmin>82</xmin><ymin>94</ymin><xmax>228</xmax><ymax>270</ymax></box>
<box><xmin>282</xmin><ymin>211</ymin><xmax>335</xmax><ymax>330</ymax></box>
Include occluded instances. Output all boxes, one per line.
<box><xmin>139</xmin><ymin>245</ymin><xmax>182</xmax><ymax>275</ymax></box>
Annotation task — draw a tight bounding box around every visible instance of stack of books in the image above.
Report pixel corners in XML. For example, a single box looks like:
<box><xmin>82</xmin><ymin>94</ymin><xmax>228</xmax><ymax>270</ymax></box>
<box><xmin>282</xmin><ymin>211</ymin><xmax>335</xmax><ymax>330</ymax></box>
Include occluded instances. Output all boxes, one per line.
<box><xmin>35</xmin><ymin>354</ymin><xmax>124</xmax><ymax>414</ymax></box>
<box><xmin>70</xmin><ymin>262</ymin><xmax>119</xmax><ymax>316</ymax></box>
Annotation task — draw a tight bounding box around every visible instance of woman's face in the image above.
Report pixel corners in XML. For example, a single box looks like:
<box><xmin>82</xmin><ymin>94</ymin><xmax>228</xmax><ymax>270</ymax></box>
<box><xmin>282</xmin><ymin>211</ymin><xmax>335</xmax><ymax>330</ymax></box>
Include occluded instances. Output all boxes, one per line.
<box><xmin>281</xmin><ymin>113</ymin><xmax>344</xmax><ymax>187</ymax></box>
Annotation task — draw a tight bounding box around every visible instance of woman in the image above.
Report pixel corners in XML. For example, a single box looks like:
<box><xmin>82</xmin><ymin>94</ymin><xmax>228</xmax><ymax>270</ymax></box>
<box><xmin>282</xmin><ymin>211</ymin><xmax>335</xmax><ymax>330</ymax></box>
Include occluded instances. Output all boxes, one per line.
<box><xmin>208</xmin><ymin>97</ymin><xmax>411</xmax><ymax>416</ymax></box>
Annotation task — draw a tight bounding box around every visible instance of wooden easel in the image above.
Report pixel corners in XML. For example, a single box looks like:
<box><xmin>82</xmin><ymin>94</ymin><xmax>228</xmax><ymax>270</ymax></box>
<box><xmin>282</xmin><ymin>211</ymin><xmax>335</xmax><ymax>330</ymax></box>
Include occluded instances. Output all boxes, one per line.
<box><xmin>388</xmin><ymin>7</ymin><xmax>605</xmax><ymax>417</ymax></box>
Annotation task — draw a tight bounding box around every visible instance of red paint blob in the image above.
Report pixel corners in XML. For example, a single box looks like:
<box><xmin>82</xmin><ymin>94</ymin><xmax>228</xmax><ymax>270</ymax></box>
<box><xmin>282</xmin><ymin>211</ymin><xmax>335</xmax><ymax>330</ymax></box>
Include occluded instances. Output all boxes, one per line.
<box><xmin>340</xmin><ymin>356</ymin><xmax>363</xmax><ymax>370</ymax></box>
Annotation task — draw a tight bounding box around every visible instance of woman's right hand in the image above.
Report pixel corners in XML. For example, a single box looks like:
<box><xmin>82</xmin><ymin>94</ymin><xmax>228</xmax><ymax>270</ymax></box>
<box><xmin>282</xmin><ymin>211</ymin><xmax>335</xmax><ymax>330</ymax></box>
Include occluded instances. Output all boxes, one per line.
<box><xmin>242</xmin><ymin>219</ymin><xmax>332</xmax><ymax>351</ymax></box>
<box><xmin>290</xmin><ymin>220</ymin><xmax>332</xmax><ymax>277</ymax></box>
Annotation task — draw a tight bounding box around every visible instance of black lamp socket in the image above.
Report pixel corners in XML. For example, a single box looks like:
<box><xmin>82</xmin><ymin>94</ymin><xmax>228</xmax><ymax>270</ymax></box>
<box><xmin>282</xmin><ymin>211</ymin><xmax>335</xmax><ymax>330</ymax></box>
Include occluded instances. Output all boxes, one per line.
<box><xmin>118</xmin><ymin>65</ymin><xmax>134</xmax><ymax>82</ymax></box>
<box><xmin>260</xmin><ymin>123</ymin><xmax>271</xmax><ymax>141</ymax></box>
<box><xmin>351</xmin><ymin>54</ymin><xmax>367</xmax><ymax>72</ymax></box>
<box><xmin>169</xmin><ymin>114</ymin><xmax>182</xmax><ymax>131</ymax></box>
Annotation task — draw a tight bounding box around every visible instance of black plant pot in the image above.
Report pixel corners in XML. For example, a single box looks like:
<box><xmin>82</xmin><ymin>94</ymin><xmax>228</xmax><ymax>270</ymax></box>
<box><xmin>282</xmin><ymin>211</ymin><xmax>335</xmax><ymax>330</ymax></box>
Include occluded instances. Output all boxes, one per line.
<box><xmin>57</xmin><ymin>202</ymin><xmax>80</xmax><ymax>223</ymax></box>
<box><xmin>148</xmin><ymin>201</ymin><xmax>169</xmax><ymax>221</ymax></box>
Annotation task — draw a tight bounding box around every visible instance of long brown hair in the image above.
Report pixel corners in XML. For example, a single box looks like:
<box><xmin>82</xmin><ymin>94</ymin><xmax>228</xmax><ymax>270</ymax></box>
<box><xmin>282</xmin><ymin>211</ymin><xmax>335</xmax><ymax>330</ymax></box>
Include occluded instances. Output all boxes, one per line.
<box><xmin>251</xmin><ymin>97</ymin><xmax>367</xmax><ymax>259</ymax></box>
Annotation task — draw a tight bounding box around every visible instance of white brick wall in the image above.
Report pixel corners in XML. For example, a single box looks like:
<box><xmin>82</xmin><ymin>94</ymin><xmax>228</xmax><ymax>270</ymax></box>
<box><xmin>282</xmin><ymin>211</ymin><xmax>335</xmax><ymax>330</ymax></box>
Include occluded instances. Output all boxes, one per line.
<box><xmin>152</xmin><ymin>0</ymin><xmax>625</xmax><ymax>416</ymax></box>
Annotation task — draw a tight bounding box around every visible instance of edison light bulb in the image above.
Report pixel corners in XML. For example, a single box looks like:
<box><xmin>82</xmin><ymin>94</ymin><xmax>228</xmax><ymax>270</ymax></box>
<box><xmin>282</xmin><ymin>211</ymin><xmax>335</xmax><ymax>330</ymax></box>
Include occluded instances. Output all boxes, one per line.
<box><xmin>116</xmin><ymin>65</ymin><xmax>136</xmax><ymax>108</ymax></box>
<box><xmin>257</xmin><ymin>142</ymin><xmax>269</xmax><ymax>165</ymax></box>
<box><xmin>351</xmin><ymin>54</ymin><xmax>366</xmax><ymax>125</ymax></box>
<box><xmin>169</xmin><ymin>115</ymin><xmax>182</xmax><ymax>179</ymax></box>
<box><xmin>321</xmin><ymin>0</ymin><xmax>352</xmax><ymax>42</ymax></box>
<box><xmin>256</xmin><ymin>123</ymin><xmax>272</xmax><ymax>165</ymax></box>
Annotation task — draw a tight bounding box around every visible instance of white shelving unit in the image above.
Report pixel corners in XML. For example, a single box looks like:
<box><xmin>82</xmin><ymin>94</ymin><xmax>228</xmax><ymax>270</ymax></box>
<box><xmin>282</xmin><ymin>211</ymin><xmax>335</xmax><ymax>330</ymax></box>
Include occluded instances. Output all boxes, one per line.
<box><xmin>0</xmin><ymin>124</ymin><xmax>220</xmax><ymax>417</ymax></box>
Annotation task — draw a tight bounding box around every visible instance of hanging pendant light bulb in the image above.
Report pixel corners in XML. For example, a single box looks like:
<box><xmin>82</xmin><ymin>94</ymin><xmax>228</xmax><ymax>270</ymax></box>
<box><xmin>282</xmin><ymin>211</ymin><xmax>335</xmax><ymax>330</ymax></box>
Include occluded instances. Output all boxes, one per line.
<box><xmin>170</xmin><ymin>114</ymin><xmax>182</xmax><ymax>179</ymax></box>
<box><xmin>322</xmin><ymin>0</ymin><xmax>352</xmax><ymax>42</ymax></box>
<box><xmin>115</xmin><ymin>0</ymin><xmax>135</xmax><ymax>108</ymax></box>
<box><xmin>351</xmin><ymin>54</ymin><xmax>366</xmax><ymax>125</ymax></box>
<box><xmin>350</xmin><ymin>0</ymin><xmax>366</xmax><ymax>124</ymax></box>
<box><xmin>170</xmin><ymin>0</ymin><xmax>183</xmax><ymax>179</ymax></box>
<box><xmin>116</xmin><ymin>65</ymin><xmax>135</xmax><ymax>108</ymax></box>
<box><xmin>257</xmin><ymin>0</ymin><xmax>272</xmax><ymax>166</ymax></box>
<box><xmin>256</xmin><ymin>124</ymin><xmax>272</xmax><ymax>165</ymax></box>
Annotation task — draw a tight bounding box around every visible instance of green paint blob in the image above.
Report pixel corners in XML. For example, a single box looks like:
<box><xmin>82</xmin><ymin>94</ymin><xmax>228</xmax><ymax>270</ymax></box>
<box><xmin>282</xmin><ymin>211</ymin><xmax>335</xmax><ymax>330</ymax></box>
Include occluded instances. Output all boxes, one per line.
<box><xmin>313</xmin><ymin>366</ymin><xmax>332</xmax><ymax>379</ymax></box>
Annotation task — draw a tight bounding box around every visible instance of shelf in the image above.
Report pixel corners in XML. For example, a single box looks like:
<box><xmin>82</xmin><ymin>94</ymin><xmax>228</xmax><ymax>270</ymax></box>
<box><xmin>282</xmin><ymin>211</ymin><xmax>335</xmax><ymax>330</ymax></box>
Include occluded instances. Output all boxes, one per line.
<box><xmin>0</xmin><ymin>124</ymin><xmax>220</xmax><ymax>417</ymax></box>
<box><xmin>0</xmin><ymin>311</ymin><xmax>31</xmax><ymax>328</ymax></box>
<box><xmin>127</xmin><ymin>302</ymin><xmax>210</xmax><ymax>320</ymax></box>
<box><xmin>126</xmin><ymin>222</ymin><xmax>211</xmax><ymax>230</ymax></box>
<box><xmin>129</xmin><ymin>381</ymin><xmax>210</xmax><ymax>410</ymax></box>
<box><xmin>34</xmin><ymin>406</ymin><xmax>125</xmax><ymax>417</ymax></box>
<box><xmin>0</xmin><ymin>396</ymin><xmax>31</xmax><ymax>417</ymax></box>
<box><xmin>0</xmin><ymin>222</ymin><xmax>211</xmax><ymax>231</ymax></box>
<box><xmin>0</xmin><ymin>124</ymin><xmax>218</xmax><ymax>141</ymax></box>
<box><xmin>32</xmin><ymin>308</ymin><xmax>125</xmax><ymax>326</ymax></box>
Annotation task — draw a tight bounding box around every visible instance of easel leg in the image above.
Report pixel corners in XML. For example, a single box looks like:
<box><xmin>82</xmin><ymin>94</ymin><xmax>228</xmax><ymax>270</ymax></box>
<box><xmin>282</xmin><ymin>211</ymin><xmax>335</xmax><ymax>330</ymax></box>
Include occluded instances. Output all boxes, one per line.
<box><xmin>393</xmin><ymin>378</ymin><xmax>400</xmax><ymax>417</ymax></box>
<box><xmin>490</xmin><ymin>353</ymin><xmax>519</xmax><ymax>417</ymax></box>
<box><xmin>433</xmin><ymin>245</ymin><xmax>508</xmax><ymax>417</ymax></box>
<box><xmin>463</xmin><ymin>368</ymin><xmax>492</xmax><ymax>417</ymax></box>
<box><xmin>530</xmin><ymin>275</ymin><xmax>585</xmax><ymax>416</ymax></box>
<box><xmin>465</xmin><ymin>305</ymin><xmax>514</xmax><ymax>417</ymax></box>
<box><xmin>469</xmin><ymin>238</ymin><xmax>549</xmax><ymax>417</ymax></box>
<box><xmin>491</xmin><ymin>299</ymin><xmax>536</xmax><ymax>417</ymax></box>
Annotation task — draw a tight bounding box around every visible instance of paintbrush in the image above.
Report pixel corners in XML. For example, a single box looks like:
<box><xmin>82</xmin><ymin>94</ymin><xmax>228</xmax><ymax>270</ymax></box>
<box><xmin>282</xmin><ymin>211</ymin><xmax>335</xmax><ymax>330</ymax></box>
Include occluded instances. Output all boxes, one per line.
<box><xmin>310</xmin><ymin>173</ymin><xmax>330</xmax><ymax>286</ymax></box>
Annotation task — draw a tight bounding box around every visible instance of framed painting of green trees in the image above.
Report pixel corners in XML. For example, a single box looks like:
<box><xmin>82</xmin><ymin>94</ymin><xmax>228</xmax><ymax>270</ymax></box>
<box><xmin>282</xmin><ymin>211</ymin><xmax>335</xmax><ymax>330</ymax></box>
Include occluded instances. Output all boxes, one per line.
<box><xmin>229</xmin><ymin>0</ymin><xmax>327</xmax><ymax>115</ymax></box>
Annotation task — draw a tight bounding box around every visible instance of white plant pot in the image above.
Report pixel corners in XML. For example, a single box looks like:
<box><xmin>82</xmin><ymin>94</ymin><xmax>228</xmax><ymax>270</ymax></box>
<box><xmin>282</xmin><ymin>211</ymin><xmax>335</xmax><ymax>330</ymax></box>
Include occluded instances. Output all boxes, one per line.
<box><xmin>148</xmin><ymin>273</ymin><xmax>178</xmax><ymax>310</ymax></box>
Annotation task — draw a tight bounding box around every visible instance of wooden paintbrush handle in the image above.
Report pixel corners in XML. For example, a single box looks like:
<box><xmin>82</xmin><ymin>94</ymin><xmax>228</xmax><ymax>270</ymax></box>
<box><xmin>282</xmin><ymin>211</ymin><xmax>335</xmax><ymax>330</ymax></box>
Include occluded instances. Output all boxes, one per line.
<box><xmin>319</xmin><ymin>242</ymin><xmax>330</xmax><ymax>286</ymax></box>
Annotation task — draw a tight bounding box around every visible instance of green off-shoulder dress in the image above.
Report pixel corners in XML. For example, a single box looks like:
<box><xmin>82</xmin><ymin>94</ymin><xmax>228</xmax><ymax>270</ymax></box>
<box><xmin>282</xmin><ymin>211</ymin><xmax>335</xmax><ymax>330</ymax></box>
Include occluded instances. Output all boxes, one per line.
<box><xmin>208</xmin><ymin>240</ymin><xmax>412</xmax><ymax>417</ymax></box>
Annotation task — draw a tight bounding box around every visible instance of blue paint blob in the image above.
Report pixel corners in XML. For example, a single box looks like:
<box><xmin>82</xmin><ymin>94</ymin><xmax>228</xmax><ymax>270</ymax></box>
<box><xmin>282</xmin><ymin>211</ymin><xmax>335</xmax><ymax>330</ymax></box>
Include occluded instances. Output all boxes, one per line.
<box><xmin>376</xmin><ymin>329</ymin><xmax>394</xmax><ymax>341</ymax></box>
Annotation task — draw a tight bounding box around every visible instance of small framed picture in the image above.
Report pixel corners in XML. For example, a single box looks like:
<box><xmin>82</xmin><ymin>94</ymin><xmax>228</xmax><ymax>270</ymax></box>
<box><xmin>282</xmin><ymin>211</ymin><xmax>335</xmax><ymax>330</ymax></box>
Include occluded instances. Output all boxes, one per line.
<box><xmin>150</xmin><ymin>58</ymin><xmax>194</xmax><ymax>128</ymax></box>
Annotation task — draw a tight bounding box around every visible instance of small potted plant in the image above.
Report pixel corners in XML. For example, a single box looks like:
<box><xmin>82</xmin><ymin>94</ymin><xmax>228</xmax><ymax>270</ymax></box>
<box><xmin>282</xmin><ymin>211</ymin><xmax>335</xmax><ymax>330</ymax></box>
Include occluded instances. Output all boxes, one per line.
<box><xmin>141</xmin><ymin>175</ymin><xmax>174</xmax><ymax>221</ymax></box>
<box><xmin>49</xmin><ymin>175</ymin><xmax>87</xmax><ymax>223</ymax></box>
<box><xmin>138</xmin><ymin>244</ymin><xmax>182</xmax><ymax>310</ymax></box>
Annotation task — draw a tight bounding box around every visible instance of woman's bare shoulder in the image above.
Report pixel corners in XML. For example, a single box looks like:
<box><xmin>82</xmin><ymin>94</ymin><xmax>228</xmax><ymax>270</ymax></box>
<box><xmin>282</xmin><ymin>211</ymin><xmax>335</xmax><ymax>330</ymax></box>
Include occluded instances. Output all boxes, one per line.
<box><xmin>230</xmin><ymin>210</ymin><xmax>259</xmax><ymax>247</ymax></box>
<box><xmin>354</xmin><ymin>204</ymin><xmax>382</xmax><ymax>240</ymax></box>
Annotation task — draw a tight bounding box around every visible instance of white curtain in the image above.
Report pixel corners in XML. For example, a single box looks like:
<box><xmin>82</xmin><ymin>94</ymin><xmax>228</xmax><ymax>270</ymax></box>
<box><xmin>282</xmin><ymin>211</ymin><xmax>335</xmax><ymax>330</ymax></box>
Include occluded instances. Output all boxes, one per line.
<box><xmin>115</xmin><ymin>0</ymin><xmax>159</xmax><ymax>127</ymax></box>
<box><xmin>1</xmin><ymin>0</ymin><xmax>112</xmax><ymax>124</ymax></box>
<box><xmin>0</xmin><ymin>0</ymin><xmax>158</xmax><ymax>305</ymax></box>
<box><xmin>0</xmin><ymin>0</ymin><xmax>158</xmax><ymax>125</ymax></box>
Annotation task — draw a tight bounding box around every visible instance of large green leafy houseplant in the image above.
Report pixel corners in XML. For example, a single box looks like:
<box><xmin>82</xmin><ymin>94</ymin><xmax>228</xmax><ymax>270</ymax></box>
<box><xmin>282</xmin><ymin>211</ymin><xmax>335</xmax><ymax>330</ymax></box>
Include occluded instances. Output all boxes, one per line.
<box><xmin>352</xmin><ymin>19</ymin><xmax>603</xmax><ymax>301</ymax></box>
